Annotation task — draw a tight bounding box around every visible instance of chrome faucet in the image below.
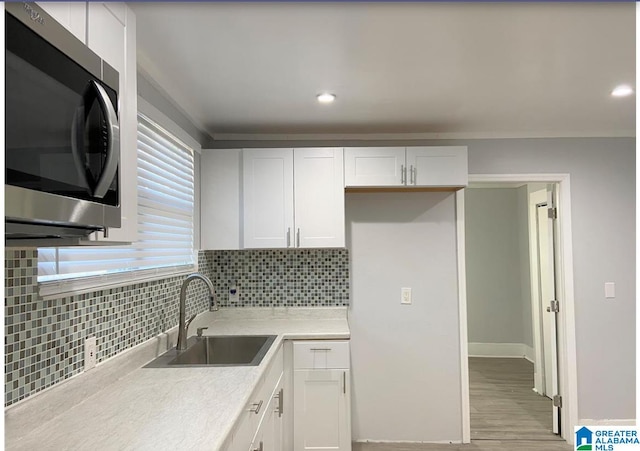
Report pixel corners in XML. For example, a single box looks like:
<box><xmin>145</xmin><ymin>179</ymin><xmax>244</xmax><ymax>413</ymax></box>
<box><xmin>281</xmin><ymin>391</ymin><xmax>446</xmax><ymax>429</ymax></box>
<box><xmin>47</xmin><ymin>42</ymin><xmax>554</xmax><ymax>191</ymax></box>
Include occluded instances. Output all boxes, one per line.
<box><xmin>176</xmin><ymin>273</ymin><xmax>219</xmax><ymax>351</ymax></box>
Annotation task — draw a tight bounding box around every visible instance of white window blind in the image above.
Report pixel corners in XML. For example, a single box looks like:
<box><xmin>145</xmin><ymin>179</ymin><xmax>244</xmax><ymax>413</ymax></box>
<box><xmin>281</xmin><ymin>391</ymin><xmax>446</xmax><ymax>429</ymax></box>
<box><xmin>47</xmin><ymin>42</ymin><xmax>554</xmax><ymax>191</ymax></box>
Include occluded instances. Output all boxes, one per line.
<box><xmin>38</xmin><ymin>113</ymin><xmax>195</xmax><ymax>285</ymax></box>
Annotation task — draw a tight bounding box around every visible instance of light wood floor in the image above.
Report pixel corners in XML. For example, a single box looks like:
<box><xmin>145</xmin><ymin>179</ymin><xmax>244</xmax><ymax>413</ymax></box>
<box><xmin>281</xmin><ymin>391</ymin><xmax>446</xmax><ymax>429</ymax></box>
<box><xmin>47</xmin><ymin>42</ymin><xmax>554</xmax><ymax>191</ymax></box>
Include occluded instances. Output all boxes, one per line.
<box><xmin>353</xmin><ymin>440</ymin><xmax>572</xmax><ymax>450</ymax></box>
<box><xmin>353</xmin><ymin>358</ymin><xmax>571</xmax><ymax>451</ymax></box>
<box><xmin>469</xmin><ymin>357</ymin><xmax>562</xmax><ymax>441</ymax></box>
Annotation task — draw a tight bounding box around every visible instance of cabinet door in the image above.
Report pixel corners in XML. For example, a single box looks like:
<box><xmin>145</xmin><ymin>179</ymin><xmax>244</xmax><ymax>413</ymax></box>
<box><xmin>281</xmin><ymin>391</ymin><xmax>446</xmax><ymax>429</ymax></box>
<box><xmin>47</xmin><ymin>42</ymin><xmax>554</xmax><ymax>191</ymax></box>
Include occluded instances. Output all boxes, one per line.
<box><xmin>251</xmin><ymin>374</ymin><xmax>284</xmax><ymax>451</ymax></box>
<box><xmin>344</xmin><ymin>147</ymin><xmax>405</xmax><ymax>187</ymax></box>
<box><xmin>294</xmin><ymin>148</ymin><xmax>345</xmax><ymax>248</ymax></box>
<box><xmin>293</xmin><ymin>369</ymin><xmax>351</xmax><ymax>451</ymax></box>
<box><xmin>405</xmin><ymin>146</ymin><xmax>468</xmax><ymax>187</ymax></box>
<box><xmin>36</xmin><ymin>2</ymin><xmax>87</xmax><ymax>43</ymax></box>
<box><xmin>83</xmin><ymin>3</ymin><xmax>138</xmax><ymax>243</ymax></box>
<box><xmin>243</xmin><ymin>149</ymin><xmax>294</xmax><ymax>248</ymax></box>
<box><xmin>201</xmin><ymin>149</ymin><xmax>242</xmax><ymax>250</ymax></box>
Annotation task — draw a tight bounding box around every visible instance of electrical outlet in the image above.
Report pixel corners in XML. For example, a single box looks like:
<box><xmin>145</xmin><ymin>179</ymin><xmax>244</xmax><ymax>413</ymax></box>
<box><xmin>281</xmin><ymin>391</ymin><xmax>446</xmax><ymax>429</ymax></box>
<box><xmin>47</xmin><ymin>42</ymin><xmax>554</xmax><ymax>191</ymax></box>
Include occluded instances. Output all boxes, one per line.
<box><xmin>401</xmin><ymin>287</ymin><xmax>412</xmax><ymax>305</ymax></box>
<box><xmin>84</xmin><ymin>337</ymin><xmax>97</xmax><ymax>371</ymax></box>
<box><xmin>229</xmin><ymin>284</ymin><xmax>239</xmax><ymax>303</ymax></box>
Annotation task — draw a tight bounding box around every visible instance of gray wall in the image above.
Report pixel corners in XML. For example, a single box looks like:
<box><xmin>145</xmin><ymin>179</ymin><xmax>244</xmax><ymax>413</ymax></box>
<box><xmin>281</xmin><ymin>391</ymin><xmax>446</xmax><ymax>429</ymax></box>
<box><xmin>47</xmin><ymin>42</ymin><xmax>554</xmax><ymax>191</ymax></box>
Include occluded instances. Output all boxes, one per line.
<box><xmin>217</xmin><ymin>136</ymin><xmax>635</xmax><ymax>421</ymax></box>
<box><xmin>465</xmin><ymin>187</ymin><xmax>532</xmax><ymax>347</ymax></box>
<box><xmin>467</xmin><ymin>137</ymin><xmax>635</xmax><ymax>421</ymax></box>
<box><xmin>346</xmin><ymin>192</ymin><xmax>461</xmax><ymax>442</ymax></box>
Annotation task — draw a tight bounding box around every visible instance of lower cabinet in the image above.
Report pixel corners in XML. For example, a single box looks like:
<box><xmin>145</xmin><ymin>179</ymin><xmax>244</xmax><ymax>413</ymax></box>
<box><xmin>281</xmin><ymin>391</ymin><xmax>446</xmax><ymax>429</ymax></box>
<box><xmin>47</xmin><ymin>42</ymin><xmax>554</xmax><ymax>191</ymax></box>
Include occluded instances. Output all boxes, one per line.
<box><xmin>224</xmin><ymin>339</ymin><xmax>351</xmax><ymax>451</ymax></box>
<box><xmin>227</xmin><ymin>345</ymin><xmax>284</xmax><ymax>451</ymax></box>
<box><xmin>292</xmin><ymin>341</ymin><xmax>351</xmax><ymax>451</ymax></box>
<box><xmin>251</xmin><ymin>374</ymin><xmax>284</xmax><ymax>451</ymax></box>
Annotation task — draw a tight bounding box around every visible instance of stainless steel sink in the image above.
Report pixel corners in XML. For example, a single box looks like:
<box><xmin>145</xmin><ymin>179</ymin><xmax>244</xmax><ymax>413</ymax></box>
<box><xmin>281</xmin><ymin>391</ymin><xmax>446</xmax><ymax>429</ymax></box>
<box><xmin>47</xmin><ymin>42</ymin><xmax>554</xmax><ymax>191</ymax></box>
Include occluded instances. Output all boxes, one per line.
<box><xmin>145</xmin><ymin>335</ymin><xmax>277</xmax><ymax>368</ymax></box>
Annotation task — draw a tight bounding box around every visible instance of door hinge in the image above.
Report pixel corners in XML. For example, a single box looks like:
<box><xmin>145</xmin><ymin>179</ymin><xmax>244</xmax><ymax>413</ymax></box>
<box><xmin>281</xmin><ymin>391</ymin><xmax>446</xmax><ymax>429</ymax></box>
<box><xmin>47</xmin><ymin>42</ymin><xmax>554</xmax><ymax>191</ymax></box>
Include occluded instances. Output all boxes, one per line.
<box><xmin>553</xmin><ymin>395</ymin><xmax>563</xmax><ymax>408</ymax></box>
<box><xmin>547</xmin><ymin>299</ymin><xmax>560</xmax><ymax>313</ymax></box>
<box><xmin>548</xmin><ymin>207</ymin><xmax>558</xmax><ymax>219</ymax></box>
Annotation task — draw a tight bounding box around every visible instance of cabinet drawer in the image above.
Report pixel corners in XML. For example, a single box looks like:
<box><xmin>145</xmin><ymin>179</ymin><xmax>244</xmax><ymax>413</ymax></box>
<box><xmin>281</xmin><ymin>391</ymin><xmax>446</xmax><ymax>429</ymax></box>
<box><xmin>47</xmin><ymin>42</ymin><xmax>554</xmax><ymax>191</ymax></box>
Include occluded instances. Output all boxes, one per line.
<box><xmin>233</xmin><ymin>343</ymin><xmax>284</xmax><ymax>450</ymax></box>
<box><xmin>293</xmin><ymin>340</ymin><xmax>350</xmax><ymax>369</ymax></box>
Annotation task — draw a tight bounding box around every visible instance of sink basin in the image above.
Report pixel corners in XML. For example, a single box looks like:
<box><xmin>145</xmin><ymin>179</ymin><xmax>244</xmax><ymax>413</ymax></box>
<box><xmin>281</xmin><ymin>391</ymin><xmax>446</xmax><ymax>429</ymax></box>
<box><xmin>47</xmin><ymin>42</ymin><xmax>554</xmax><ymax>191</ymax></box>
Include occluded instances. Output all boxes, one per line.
<box><xmin>145</xmin><ymin>335</ymin><xmax>277</xmax><ymax>368</ymax></box>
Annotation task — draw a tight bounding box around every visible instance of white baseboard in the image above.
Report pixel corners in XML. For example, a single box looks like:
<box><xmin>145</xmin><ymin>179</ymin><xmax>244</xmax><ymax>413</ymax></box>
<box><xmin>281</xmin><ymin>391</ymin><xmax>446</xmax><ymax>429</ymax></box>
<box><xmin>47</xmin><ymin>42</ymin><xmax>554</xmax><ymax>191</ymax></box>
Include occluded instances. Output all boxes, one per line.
<box><xmin>468</xmin><ymin>342</ymin><xmax>535</xmax><ymax>361</ymax></box>
<box><xmin>523</xmin><ymin>345</ymin><xmax>535</xmax><ymax>363</ymax></box>
<box><xmin>578</xmin><ymin>419</ymin><xmax>637</xmax><ymax>426</ymax></box>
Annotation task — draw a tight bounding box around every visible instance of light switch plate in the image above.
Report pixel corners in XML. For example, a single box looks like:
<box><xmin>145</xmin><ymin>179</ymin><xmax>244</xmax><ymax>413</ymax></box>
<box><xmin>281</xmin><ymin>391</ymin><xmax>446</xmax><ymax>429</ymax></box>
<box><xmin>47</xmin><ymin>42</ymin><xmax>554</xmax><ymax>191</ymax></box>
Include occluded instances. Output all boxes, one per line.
<box><xmin>401</xmin><ymin>287</ymin><xmax>412</xmax><ymax>305</ymax></box>
<box><xmin>605</xmin><ymin>282</ymin><xmax>615</xmax><ymax>299</ymax></box>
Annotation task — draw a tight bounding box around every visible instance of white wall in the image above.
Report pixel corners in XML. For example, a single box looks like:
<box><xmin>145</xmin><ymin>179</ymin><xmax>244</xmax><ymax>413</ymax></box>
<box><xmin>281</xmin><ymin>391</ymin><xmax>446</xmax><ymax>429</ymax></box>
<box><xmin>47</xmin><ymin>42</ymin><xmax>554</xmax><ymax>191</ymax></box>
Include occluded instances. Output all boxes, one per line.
<box><xmin>346</xmin><ymin>192</ymin><xmax>462</xmax><ymax>442</ymax></box>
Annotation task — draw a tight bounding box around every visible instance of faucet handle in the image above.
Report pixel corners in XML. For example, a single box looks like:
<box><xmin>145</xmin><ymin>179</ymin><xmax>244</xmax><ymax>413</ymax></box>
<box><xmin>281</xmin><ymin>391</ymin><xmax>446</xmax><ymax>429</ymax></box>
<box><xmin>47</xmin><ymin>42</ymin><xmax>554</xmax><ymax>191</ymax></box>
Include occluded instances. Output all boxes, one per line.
<box><xmin>197</xmin><ymin>327</ymin><xmax>208</xmax><ymax>338</ymax></box>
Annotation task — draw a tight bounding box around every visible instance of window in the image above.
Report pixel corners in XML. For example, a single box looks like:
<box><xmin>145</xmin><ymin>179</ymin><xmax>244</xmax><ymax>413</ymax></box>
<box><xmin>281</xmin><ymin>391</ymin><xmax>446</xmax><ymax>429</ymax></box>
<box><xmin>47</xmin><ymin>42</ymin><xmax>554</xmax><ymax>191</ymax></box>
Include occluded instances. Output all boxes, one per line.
<box><xmin>38</xmin><ymin>111</ymin><xmax>196</xmax><ymax>292</ymax></box>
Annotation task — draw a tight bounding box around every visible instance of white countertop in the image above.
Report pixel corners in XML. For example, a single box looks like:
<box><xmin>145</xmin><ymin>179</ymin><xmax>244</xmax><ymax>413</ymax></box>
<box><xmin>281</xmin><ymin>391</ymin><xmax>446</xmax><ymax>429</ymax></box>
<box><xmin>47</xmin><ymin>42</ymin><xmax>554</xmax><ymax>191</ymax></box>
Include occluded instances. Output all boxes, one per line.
<box><xmin>5</xmin><ymin>308</ymin><xmax>350</xmax><ymax>451</ymax></box>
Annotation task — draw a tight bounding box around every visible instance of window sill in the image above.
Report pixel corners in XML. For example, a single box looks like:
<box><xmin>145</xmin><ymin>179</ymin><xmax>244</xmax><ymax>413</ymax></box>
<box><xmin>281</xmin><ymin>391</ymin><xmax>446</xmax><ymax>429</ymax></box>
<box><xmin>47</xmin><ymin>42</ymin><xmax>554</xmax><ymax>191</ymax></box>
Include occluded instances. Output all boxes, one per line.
<box><xmin>38</xmin><ymin>264</ymin><xmax>197</xmax><ymax>300</ymax></box>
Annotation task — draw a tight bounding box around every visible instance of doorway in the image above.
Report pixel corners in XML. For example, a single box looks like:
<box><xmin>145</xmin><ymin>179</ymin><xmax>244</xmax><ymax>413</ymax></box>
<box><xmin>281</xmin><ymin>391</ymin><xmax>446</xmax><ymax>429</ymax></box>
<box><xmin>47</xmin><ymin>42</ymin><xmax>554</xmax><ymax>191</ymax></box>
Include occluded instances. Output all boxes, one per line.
<box><xmin>456</xmin><ymin>174</ymin><xmax>578</xmax><ymax>446</ymax></box>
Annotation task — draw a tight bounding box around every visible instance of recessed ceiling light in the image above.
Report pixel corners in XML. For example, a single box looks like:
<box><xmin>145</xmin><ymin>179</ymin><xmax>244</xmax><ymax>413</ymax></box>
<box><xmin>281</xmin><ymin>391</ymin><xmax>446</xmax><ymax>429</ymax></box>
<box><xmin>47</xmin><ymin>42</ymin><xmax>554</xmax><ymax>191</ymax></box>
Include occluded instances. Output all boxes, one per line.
<box><xmin>317</xmin><ymin>93</ymin><xmax>336</xmax><ymax>104</ymax></box>
<box><xmin>611</xmin><ymin>85</ymin><xmax>634</xmax><ymax>97</ymax></box>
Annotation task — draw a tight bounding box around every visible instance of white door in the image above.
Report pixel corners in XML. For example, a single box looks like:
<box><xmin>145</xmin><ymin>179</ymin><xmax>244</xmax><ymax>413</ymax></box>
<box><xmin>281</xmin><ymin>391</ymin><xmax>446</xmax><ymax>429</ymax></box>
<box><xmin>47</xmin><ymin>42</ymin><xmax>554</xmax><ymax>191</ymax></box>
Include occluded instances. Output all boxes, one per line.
<box><xmin>344</xmin><ymin>147</ymin><xmax>406</xmax><ymax>187</ymax></box>
<box><xmin>293</xmin><ymin>369</ymin><xmax>351</xmax><ymax>451</ymax></box>
<box><xmin>243</xmin><ymin>149</ymin><xmax>294</xmax><ymax>248</ymax></box>
<box><xmin>405</xmin><ymin>146</ymin><xmax>468</xmax><ymax>187</ymax></box>
<box><xmin>532</xmin><ymin>186</ymin><xmax>560</xmax><ymax>434</ymax></box>
<box><xmin>294</xmin><ymin>148</ymin><xmax>345</xmax><ymax>248</ymax></box>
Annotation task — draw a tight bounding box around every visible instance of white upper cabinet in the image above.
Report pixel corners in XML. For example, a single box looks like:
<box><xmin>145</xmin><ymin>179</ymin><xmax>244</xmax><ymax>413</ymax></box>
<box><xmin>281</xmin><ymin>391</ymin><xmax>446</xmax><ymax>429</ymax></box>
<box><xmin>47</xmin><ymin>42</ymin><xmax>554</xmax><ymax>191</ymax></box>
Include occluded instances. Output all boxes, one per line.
<box><xmin>344</xmin><ymin>147</ymin><xmax>405</xmax><ymax>187</ymax></box>
<box><xmin>406</xmin><ymin>146</ymin><xmax>468</xmax><ymax>187</ymax></box>
<box><xmin>201</xmin><ymin>149</ymin><xmax>242</xmax><ymax>250</ymax></box>
<box><xmin>243</xmin><ymin>149</ymin><xmax>295</xmax><ymax>249</ymax></box>
<box><xmin>294</xmin><ymin>148</ymin><xmax>345</xmax><ymax>248</ymax></box>
<box><xmin>36</xmin><ymin>2</ymin><xmax>87</xmax><ymax>43</ymax></box>
<box><xmin>242</xmin><ymin>148</ymin><xmax>345</xmax><ymax>249</ymax></box>
<box><xmin>81</xmin><ymin>3</ymin><xmax>138</xmax><ymax>243</ymax></box>
<box><xmin>344</xmin><ymin>146</ymin><xmax>468</xmax><ymax>188</ymax></box>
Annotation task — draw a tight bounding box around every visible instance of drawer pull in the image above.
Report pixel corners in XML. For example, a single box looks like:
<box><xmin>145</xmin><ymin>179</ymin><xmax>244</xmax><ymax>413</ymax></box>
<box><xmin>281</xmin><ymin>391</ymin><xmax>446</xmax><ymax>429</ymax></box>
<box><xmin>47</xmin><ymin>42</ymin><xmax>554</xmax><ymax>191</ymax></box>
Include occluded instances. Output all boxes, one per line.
<box><xmin>275</xmin><ymin>387</ymin><xmax>284</xmax><ymax>417</ymax></box>
<box><xmin>310</xmin><ymin>348</ymin><xmax>331</xmax><ymax>352</ymax></box>
<box><xmin>249</xmin><ymin>400</ymin><xmax>263</xmax><ymax>414</ymax></box>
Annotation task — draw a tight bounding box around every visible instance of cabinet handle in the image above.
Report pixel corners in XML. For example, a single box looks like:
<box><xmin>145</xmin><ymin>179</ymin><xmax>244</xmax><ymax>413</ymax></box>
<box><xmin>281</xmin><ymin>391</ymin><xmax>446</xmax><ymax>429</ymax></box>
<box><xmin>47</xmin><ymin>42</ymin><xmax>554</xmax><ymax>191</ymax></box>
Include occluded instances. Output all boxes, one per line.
<box><xmin>253</xmin><ymin>441</ymin><xmax>264</xmax><ymax>451</ymax></box>
<box><xmin>410</xmin><ymin>165</ymin><xmax>416</xmax><ymax>185</ymax></box>
<box><xmin>310</xmin><ymin>348</ymin><xmax>331</xmax><ymax>352</ymax></box>
<box><xmin>297</xmin><ymin>228</ymin><xmax>300</xmax><ymax>248</ymax></box>
<box><xmin>287</xmin><ymin>228</ymin><xmax>291</xmax><ymax>247</ymax></box>
<box><xmin>249</xmin><ymin>400</ymin><xmax>263</xmax><ymax>414</ymax></box>
<box><xmin>401</xmin><ymin>164</ymin><xmax>405</xmax><ymax>184</ymax></box>
<box><xmin>275</xmin><ymin>387</ymin><xmax>284</xmax><ymax>417</ymax></box>
<box><xmin>343</xmin><ymin>371</ymin><xmax>346</xmax><ymax>394</ymax></box>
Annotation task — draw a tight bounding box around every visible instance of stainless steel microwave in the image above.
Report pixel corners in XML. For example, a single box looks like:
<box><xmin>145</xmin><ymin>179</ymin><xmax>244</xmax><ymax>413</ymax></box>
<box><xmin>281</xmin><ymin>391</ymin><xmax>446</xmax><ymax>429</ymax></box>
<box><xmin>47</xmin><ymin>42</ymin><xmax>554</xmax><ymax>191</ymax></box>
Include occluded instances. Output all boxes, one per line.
<box><xmin>5</xmin><ymin>2</ymin><xmax>121</xmax><ymax>246</ymax></box>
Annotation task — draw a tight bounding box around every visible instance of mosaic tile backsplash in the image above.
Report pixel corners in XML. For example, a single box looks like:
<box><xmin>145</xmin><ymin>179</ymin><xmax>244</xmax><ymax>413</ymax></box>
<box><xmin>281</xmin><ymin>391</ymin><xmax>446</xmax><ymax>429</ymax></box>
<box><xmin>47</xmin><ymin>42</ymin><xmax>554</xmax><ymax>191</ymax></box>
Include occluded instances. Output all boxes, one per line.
<box><xmin>208</xmin><ymin>249</ymin><xmax>350</xmax><ymax>307</ymax></box>
<box><xmin>5</xmin><ymin>248</ymin><xmax>349</xmax><ymax>407</ymax></box>
<box><xmin>5</xmin><ymin>250</ymin><xmax>214</xmax><ymax>407</ymax></box>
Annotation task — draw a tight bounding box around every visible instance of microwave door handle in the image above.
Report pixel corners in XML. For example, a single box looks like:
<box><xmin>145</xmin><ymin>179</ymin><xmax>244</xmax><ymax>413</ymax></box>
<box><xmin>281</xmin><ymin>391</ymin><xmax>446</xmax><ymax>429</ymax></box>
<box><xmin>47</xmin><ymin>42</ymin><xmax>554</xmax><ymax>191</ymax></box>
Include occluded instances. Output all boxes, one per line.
<box><xmin>70</xmin><ymin>104</ymin><xmax>91</xmax><ymax>193</ymax></box>
<box><xmin>90</xmin><ymin>80</ymin><xmax>120</xmax><ymax>199</ymax></box>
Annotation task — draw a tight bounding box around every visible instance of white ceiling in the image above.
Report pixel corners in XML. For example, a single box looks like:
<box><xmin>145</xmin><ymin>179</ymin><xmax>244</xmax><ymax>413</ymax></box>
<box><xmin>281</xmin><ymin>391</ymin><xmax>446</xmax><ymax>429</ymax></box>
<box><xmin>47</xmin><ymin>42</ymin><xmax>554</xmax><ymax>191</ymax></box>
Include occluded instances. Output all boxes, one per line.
<box><xmin>131</xmin><ymin>2</ymin><xmax>635</xmax><ymax>140</ymax></box>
